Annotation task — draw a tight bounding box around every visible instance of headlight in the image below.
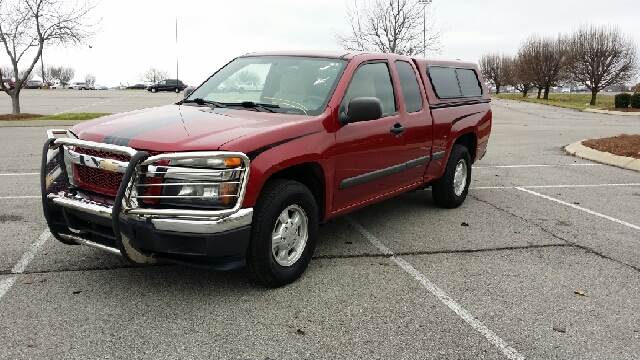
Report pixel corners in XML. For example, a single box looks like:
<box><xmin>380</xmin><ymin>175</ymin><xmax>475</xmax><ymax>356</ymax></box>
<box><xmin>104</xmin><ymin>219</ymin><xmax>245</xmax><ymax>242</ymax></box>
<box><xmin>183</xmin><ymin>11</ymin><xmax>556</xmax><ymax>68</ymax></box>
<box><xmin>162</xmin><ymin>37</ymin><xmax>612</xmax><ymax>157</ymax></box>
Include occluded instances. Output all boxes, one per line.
<box><xmin>137</xmin><ymin>154</ymin><xmax>246</xmax><ymax>209</ymax></box>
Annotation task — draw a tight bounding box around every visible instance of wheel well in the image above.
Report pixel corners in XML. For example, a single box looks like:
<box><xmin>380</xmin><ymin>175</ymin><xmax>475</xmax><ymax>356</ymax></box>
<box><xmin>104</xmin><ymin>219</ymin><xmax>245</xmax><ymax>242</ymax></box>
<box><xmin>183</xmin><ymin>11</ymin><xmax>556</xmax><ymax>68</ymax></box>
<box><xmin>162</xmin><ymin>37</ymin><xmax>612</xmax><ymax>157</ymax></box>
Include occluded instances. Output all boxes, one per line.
<box><xmin>454</xmin><ymin>133</ymin><xmax>477</xmax><ymax>163</ymax></box>
<box><xmin>267</xmin><ymin>163</ymin><xmax>325</xmax><ymax>219</ymax></box>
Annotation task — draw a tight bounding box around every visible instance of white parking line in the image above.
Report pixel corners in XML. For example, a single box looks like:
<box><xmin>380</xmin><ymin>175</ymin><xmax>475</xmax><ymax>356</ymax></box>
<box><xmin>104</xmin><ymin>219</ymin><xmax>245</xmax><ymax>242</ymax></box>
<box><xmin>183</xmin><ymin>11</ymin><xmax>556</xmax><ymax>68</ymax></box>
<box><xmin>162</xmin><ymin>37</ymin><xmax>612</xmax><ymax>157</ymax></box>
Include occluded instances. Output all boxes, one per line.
<box><xmin>55</xmin><ymin>99</ymin><xmax>113</xmax><ymax>115</ymax></box>
<box><xmin>516</xmin><ymin>187</ymin><xmax>640</xmax><ymax>231</ymax></box>
<box><xmin>0</xmin><ymin>196</ymin><xmax>40</xmax><ymax>199</ymax></box>
<box><xmin>0</xmin><ymin>173</ymin><xmax>38</xmax><ymax>176</ymax></box>
<box><xmin>473</xmin><ymin>183</ymin><xmax>640</xmax><ymax>190</ymax></box>
<box><xmin>347</xmin><ymin>217</ymin><xmax>524</xmax><ymax>360</ymax></box>
<box><xmin>0</xmin><ymin>230</ymin><xmax>50</xmax><ymax>301</ymax></box>
<box><xmin>474</xmin><ymin>163</ymin><xmax>600</xmax><ymax>169</ymax></box>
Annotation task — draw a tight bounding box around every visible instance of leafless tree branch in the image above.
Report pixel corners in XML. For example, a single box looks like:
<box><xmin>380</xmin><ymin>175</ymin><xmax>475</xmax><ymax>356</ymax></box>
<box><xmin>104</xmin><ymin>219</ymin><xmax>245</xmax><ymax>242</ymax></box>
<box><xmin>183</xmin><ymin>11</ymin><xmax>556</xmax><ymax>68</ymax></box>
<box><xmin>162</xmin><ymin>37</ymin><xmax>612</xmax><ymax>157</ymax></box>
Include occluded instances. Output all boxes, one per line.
<box><xmin>337</xmin><ymin>0</ymin><xmax>440</xmax><ymax>57</ymax></box>
<box><xmin>0</xmin><ymin>0</ymin><xmax>95</xmax><ymax>113</ymax></box>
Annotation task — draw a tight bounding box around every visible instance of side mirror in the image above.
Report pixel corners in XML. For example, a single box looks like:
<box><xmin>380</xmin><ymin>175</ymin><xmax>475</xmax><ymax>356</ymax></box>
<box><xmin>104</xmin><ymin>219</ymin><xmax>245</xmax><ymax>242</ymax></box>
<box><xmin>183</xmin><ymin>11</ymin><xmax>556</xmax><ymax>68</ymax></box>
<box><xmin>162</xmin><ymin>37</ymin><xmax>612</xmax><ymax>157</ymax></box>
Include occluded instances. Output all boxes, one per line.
<box><xmin>183</xmin><ymin>86</ymin><xmax>195</xmax><ymax>99</ymax></box>
<box><xmin>341</xmin><ymin>97</ymin><xmax>383</xmax><ymax>125</ymax></box>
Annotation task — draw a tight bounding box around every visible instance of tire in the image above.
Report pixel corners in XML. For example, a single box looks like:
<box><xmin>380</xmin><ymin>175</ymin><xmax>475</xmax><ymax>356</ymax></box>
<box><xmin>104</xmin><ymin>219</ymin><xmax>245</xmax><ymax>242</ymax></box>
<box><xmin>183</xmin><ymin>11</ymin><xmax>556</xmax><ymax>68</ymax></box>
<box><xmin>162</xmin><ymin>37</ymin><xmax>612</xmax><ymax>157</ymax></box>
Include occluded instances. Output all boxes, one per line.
<box><xmin>247</xmin><ymin>179</ymin><xmax>319</xmax><ymax>287</ymax></box>
<box><xmin>151</xmin><ymin>88</ymin><xmax>157</xmax><ymax>93</ymax></box>
<box><xmin>431</xmin><ymin>144</ymin><xmax>472</xmax><ymax>209</ymax></box>
<box><xmin>174</xmin><ymin>87</ymin><xmax>180</xmax><ymax>93</ymax></box>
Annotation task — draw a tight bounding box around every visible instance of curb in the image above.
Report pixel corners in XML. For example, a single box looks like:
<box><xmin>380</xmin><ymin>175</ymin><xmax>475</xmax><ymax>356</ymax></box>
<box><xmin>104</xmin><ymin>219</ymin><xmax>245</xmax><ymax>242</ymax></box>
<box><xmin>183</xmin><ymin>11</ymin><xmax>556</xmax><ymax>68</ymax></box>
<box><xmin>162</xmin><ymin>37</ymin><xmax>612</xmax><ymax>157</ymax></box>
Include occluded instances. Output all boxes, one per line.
<box><xmin>583</xmin><ymin>108</ymin><xmax>640</xmax><ymax>116</ymax></box>
<box><xmin>564</xmin><ymin>140</ymin><xmax>640</xmax><ymax>172</ymax></box>
<box><xmin>0</xmin><ymin>120</ymin><xmax>82</xmax><ymax>127</ymax></box>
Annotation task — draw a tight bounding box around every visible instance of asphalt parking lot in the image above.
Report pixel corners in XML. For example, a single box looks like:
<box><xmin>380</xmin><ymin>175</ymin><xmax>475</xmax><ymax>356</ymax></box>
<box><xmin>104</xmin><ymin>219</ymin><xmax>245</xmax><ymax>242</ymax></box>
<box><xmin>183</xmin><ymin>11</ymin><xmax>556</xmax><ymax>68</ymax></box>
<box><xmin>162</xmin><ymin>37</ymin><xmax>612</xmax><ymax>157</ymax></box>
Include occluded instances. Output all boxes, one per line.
<box><xmin>1</xmin><ymin>92</ymin><xmax>640</xmax><ymax>359</ymax></box>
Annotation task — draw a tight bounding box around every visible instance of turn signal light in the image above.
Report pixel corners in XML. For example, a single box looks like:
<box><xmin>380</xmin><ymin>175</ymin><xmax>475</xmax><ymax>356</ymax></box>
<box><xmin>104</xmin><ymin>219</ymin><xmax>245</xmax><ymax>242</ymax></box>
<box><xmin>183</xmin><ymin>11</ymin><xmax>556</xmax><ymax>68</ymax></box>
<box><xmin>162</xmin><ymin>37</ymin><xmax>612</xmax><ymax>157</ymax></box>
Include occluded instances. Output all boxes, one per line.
<box><xmin>224</xmin><ymin>157</ymin><xmax>242</xmax><ymax>168</ymax></box>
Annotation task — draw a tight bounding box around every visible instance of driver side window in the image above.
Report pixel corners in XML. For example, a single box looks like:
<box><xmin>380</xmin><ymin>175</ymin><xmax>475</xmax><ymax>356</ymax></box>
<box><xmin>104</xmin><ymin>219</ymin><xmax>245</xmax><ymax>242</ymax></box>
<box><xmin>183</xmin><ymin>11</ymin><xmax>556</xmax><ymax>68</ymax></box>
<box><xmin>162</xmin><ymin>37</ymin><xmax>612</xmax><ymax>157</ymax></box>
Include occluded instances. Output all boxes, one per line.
<box><xmin>341</xmin><ymin>62</ymin><xmax>397</xmax><ymax>117</ymax></box>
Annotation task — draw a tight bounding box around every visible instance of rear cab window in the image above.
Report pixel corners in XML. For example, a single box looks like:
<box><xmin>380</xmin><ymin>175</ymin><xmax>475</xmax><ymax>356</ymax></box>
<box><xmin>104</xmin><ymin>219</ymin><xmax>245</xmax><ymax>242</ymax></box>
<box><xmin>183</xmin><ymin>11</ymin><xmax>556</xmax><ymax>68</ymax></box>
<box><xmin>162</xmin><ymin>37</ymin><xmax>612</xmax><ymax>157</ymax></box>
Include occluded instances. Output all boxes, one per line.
<box><xmin>428</xmin><ymin>66</ymin><xmax>483</xmax><ymax>99</ymax></box>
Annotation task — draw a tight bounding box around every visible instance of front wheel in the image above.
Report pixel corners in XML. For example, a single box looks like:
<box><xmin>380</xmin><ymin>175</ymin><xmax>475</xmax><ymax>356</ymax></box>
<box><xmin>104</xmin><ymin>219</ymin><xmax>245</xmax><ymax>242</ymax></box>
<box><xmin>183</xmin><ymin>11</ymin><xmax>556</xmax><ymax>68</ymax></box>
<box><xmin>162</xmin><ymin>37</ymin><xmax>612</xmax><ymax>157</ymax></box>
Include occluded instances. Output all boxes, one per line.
<box><xmin>247</xmin><ymin>179</ymin><xmax>318</xmax><ymax>287</ymax></box>
<box><xmin>431</xmin><ymin>144</ymin><xmax>472</xmax><ymax>209</ymax></box>
<box><xmin>151</xmin><ymin>88</ymin><xmax>157</xmax><ymax>93</ymax></box>
<box><xmin>174</xmin><ymin>87</ymin><xmax>180</xmax><ymax>93</ymax></box>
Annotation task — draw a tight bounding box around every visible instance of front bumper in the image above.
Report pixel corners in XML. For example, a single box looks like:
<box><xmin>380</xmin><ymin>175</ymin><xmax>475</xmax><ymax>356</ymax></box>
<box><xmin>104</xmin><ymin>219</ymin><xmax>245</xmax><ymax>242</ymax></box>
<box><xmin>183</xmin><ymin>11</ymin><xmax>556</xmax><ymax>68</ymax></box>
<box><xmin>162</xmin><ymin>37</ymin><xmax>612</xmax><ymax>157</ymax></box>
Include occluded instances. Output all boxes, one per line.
<box><xmin>41</xmin><ymin>130</ymin><xmax>253</xmax><ymax>269</ymax></box>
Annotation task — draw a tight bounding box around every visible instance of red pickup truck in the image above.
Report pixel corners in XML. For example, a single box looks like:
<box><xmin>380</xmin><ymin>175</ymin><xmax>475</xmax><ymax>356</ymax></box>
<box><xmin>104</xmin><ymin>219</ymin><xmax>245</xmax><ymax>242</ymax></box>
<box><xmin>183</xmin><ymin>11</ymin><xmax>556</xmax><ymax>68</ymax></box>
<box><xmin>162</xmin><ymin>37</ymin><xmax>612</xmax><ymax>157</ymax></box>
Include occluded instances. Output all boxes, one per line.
<box><xmin>42</xmin><ymin>51</ymin><xmax>491</xmax><ymax>286</ymax></box>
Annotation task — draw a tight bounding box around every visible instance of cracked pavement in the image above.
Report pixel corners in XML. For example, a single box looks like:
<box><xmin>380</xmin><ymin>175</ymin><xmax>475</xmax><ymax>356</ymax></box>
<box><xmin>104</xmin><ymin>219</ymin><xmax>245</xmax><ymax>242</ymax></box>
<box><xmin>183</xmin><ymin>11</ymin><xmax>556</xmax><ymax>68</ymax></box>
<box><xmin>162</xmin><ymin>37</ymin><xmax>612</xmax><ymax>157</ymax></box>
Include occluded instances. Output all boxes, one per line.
<box><xmin>1</xmin><ymin>96</ymin><xmax>640</xmax><ymax>359</ymax></box>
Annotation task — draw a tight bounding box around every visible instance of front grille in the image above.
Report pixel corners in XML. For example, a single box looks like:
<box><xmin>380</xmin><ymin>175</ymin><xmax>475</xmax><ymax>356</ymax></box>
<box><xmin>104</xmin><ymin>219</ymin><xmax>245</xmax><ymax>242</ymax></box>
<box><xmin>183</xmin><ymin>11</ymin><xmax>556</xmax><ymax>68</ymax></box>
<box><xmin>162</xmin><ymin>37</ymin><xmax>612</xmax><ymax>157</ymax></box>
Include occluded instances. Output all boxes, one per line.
<box><xmin>71</xmin><ymin>147</ymin><xmax>161</xmax><ymax>198</ymax></box>
<box><xmin>74</xmin><ymin>164</ymin><xmax>123</xmax><ymax>197</ymax></box>
<box><xmin>72</xmin><ymin>147</ymin><xmax>130</xmax><ymax>197</ymax></box>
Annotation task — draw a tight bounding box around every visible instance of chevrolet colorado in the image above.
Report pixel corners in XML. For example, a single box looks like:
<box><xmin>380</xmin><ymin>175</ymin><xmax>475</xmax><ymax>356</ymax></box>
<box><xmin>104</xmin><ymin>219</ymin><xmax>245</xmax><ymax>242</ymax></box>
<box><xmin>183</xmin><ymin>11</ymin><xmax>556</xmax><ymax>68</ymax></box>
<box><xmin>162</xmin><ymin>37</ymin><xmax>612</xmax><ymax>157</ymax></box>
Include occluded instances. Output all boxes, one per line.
<box><xmin>41</xmin><ymin>51</ymin><xmax>492</xmax><ymax>287</ymax></box>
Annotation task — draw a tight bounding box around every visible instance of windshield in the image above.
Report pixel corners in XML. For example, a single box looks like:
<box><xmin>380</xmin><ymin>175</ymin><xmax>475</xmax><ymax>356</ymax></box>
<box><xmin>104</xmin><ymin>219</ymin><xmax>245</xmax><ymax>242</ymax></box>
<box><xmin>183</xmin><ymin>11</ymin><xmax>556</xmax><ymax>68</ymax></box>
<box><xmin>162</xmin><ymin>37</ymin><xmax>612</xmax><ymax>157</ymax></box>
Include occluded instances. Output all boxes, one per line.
<box><xmin>187</xmin><ymin>56</ymin><xmax>346</xmax><ymax>116</ymax></box>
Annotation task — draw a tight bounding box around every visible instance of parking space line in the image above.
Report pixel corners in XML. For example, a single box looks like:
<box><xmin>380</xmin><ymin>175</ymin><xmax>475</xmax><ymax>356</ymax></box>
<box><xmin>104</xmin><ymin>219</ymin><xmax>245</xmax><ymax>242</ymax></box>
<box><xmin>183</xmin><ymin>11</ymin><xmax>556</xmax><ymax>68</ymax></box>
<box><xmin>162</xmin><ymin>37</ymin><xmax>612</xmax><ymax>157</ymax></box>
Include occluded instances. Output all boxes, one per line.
<box><xmin>516</xmin><ymin>187</ymin><xmax>640</xmax><ymax>231</ymax></box>
<box><xmin>347</xmin><ymin>217</ymin><xmax>525</xmax><ymax>360</ymax></box>
<box><xmin>0</xmin><ymin>230</ymin><xmax>50</xmax><ymax>301</ymax></box>
<box><xmin>0</xmin><ymin>196</ymin><xmax>40</xmax><ymax>199</ymax></box>
<box><xmin>474</xmin><ymin>163</ymin><xmax>600</xmax><ymax>169</ymax></box>
<box><xmin>0</xmin><ymin>173</ymin><xmax>39</xmax><ymax>176</ymax></box>
<box><xmin>55</xmin><ymin>99</ymin><xmax>113</xmax><ymax>115</ymax></box>
<box><xmin>472</xmin><ymin>183</ymin><xmax>640</xmax><ymax>190</ymax></box>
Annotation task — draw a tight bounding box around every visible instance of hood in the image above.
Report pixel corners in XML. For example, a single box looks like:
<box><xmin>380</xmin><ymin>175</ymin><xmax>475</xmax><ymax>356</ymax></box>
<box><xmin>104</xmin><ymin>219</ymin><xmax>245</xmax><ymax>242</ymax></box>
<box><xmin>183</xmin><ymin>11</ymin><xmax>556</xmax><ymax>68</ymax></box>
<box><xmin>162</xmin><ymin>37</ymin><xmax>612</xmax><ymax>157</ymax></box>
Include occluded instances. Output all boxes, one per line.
<box><xmin>71</xmin><ymin>104</ymin><xmax>313</xmax><ymax>152</ymax></box>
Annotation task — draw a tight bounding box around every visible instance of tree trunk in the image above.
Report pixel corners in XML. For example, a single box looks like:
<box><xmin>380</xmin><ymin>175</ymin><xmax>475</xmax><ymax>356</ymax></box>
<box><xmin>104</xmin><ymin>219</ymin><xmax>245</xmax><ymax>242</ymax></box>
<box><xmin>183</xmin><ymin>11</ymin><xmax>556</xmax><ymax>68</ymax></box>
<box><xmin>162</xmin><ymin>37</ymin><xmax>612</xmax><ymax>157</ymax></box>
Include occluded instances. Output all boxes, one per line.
<box><xmin>590</xmin><ymin>90</ymin><xmax>598</xmax><ymax>106</ymax></box>
<box><xmin>543</xmin><ymin>86</ymin><xmax>550</xmax><ymax>100</ymax></box>
<box><xmin>537</xmin><ymin>87</ymin><xmax>542</xmax><ymax>99</ymax></box>
<box><xmin>10</xmin><ymin>92</ymin><xmax>20</xmax><ymax>114</ymax></box>
<box><xmin>522</xmin><ymin>88</ymin><xmax>529</xmax><ymax>97</ymax></box>
<box><xmin>495</xmin><ymin>83</ymin><xmax>500</xmax><ymax>94</ymax></box>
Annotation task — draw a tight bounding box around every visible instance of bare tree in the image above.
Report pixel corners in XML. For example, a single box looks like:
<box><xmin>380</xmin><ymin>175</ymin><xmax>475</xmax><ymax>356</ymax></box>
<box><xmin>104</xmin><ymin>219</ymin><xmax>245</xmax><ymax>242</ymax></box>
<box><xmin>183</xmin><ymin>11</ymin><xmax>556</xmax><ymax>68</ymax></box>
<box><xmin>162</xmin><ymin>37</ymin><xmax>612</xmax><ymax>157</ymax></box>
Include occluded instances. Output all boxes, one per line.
<box><xmin>19</xmin><ymin>69</ymin><xmax>34</xmax><ymax>81</ymax></box>
<box><xmin>58</xmin><ymin>67</ymin><xmax>74</xmax><ymax>86</ymax></box>
<box><xmin>0</xmin><ymin>0</ymin><xmax>94</xmax><ymax>113</ymax></box>
<box><xmin>0</xmin><ymin>65</ymin><xmax>12</xmax><ymax>80</ymax></box>
<box><xmin>48</xmin><ymin>65</ymin><xmax>61</xmax><ymax>84</ymax></box>
<box><xmin>567</xmin><ymin>25</ymin><xmax>638</xmax><ymax>106</ymax></box>
<box><xmin>337</xmin><ymin>0</ymin><xmax>440</xmax><ymax>56</ymax></box>
<box><xmin>85</xmin><ymin>73</ymin><xmax>95</xmax><ymax>87</ymax></box>
<box><xmin>39</xmin><ymin>64</ymin><xmax>53</xmax><ymax>85</ymax></box>
<box><xmin>479</xmin><ymin>54</ymin><xmax>510</xmax><ymax>94</ymax></box>
<box><xmin>517</xmin><ymin>36</ymin><xmax>569</xmax><ymax>100</ymax></box>
<box><xmin>142</xmin><ymin>68</ymin><xmax>168</xmax><ymax>84</ymax></box>
<box><xmin>512</xmin><ymin>56</ymin><xmax>536</xmax><ymax>97</ymax></box>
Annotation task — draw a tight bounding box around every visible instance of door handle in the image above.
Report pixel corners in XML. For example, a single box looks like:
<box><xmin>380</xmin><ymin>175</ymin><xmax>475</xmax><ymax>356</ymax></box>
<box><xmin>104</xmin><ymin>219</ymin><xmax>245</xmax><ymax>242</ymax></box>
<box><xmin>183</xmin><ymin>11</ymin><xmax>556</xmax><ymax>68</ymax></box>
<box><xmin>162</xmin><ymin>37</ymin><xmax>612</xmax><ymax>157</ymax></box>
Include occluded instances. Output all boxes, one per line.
<box><xmin>390</xmin><ymin>123</ymin><xmax>405</xmax><ymax>135</ymax></box>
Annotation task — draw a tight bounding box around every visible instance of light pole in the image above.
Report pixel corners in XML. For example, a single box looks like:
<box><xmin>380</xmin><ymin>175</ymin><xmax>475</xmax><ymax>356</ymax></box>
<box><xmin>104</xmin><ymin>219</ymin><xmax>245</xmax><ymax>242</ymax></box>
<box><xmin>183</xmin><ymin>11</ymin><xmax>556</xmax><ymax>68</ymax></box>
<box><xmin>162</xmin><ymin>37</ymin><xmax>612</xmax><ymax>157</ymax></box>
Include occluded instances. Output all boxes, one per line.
<box><xmin>418</xmin><ymin>0</ymin><xmax>432</xmax><ymax>59</ymax></box>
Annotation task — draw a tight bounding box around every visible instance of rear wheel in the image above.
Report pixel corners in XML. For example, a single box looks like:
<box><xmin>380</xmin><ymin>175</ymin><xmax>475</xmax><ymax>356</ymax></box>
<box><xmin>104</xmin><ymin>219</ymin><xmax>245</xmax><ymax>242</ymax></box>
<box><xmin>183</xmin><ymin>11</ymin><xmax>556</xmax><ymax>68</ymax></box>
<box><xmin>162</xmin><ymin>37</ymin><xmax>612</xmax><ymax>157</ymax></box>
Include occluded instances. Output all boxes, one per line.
<box><xmin>151</xmin><ymin>88</ymin><xmax>157</xmax><ymax>93</ymax></box>
<box><xmin>431</xmin><ymin>144</ymin><xmax>472</xmax><ymax>208</ymax></box>
<box><xmin>174</xmin><ymin>87</ymin><xmax>180</xmax><ymax>93</ymax></box>
<box><xmin>247</xmin><ymin>179</ymin><xmax>318</xmax><ymax>287</ymax></box>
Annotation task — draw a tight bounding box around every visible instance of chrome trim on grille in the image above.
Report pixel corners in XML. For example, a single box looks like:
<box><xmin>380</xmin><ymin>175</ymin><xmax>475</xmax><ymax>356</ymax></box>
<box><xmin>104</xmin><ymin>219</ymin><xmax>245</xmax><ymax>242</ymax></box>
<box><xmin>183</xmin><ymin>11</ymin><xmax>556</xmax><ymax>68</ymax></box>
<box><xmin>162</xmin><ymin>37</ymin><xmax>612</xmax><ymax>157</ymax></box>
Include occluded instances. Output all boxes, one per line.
<box><xmin>65</xmin><ymin>147</ymin><xmax>129</xmax><ymax>173</ymax></box>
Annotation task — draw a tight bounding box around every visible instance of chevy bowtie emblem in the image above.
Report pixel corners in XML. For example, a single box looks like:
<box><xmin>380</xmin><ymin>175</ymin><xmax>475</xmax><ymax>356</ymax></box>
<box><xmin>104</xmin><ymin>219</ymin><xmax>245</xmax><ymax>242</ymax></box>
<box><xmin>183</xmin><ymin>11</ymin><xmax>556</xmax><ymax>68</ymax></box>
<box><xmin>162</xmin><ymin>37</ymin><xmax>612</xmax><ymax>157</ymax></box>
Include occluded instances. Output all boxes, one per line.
<box><xmin>99</xmin><ymin>159</ymin><xmax>120</xmax><ymax>172</ymax></box>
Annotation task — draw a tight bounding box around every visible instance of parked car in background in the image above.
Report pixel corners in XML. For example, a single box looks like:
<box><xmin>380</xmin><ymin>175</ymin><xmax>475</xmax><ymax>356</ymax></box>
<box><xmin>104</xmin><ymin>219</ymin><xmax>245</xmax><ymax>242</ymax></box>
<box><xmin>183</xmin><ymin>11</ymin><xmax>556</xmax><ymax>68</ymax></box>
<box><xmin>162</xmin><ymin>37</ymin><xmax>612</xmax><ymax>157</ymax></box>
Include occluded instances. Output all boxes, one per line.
<box><xmin>147</xmin><ymin>79</ymin><xmax>187</xmax><ymax>93</ymax></box>
<box><xmin>24</xmin><ymin>80</ymin><xmax>43</xmax><ymax>89</ymax></box>
<box><xmin>2</xmin><ymin>78</ymin><xmax>15</xmax><ymax>90</ymax></box>
<box><xmin>126</xmin><ymin>83</ymin><xmax>147</xmax><ymax>90</ymax></box>
<box><xmin>69</xmin><ymin>82</ymin><xmax>91</xmax><ymax>90</ymax></box>
<box><xmin>94</xmin><ymin>85</ymin><xmax>109</xmax><ymax>90</ymax></box>
<box><xmin>41</xmin><ymin>51</ymin><xmax>492</xmax><ymax>287</ymax></box>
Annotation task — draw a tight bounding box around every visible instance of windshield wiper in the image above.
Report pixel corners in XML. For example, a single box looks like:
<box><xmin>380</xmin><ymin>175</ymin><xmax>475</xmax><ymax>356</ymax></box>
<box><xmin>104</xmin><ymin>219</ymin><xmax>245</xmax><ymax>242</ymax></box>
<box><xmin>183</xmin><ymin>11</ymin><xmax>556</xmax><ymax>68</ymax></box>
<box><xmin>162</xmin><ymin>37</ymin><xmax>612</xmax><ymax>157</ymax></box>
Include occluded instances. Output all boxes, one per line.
<box><xmin>222</xmin><ymin>101</ymin><xmax>280</xmax><ymax>113</ymax></box>
<box><xmin>182</xmin><ymin>98</ymin><xmax>226</xmax><ymax>108</ymax></box>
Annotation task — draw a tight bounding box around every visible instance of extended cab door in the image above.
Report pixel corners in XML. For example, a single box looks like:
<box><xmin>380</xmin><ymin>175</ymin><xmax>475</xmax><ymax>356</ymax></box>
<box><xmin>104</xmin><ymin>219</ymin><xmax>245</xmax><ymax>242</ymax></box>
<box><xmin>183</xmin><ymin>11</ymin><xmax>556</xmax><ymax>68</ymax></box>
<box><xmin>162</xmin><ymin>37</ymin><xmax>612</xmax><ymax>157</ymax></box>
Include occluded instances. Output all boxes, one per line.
<box><xmin>331</xmin><ymin>59</ymin><xmax>433</xmax><ymax>211</ymax></box>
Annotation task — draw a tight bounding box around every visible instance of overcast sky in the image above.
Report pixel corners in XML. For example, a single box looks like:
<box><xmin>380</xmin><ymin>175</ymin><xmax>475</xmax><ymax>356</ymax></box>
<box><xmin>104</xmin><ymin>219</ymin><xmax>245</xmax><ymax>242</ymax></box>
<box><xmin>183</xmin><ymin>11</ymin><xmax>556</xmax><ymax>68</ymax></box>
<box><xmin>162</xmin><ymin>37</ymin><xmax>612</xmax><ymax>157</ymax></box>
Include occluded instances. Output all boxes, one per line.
<box><xmin>7</xmin><ymin>0</ymin><xmax>639</xmax><ymax>87</ymax></box>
